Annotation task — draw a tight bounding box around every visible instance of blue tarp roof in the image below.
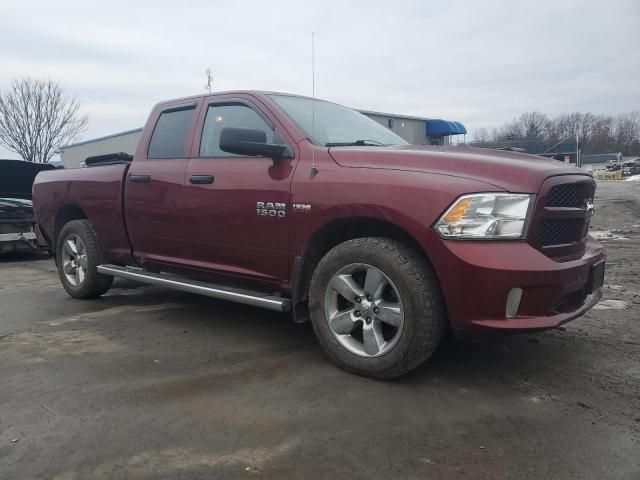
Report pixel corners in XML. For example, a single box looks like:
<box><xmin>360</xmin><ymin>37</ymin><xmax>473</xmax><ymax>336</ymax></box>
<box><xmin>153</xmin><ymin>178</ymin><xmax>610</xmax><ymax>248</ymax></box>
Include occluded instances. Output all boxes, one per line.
<box><xmin>426</xmin><ymin>119</ymin><xmax>467</xmax><ymax>137</ymax></box>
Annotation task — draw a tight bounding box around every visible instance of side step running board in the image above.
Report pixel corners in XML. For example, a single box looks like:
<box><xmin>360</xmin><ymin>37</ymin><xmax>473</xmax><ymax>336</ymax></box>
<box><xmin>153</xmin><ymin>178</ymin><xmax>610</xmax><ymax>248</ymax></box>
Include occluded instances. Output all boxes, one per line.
<box><xmin>97</xmin><ymin>264</ymin><xmax>290</xmax><ymax>312</ymax></box>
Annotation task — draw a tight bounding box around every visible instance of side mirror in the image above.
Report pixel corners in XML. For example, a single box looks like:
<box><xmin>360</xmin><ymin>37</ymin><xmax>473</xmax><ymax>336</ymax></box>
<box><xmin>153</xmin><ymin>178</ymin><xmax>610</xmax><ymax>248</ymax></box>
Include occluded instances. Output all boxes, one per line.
<box><xmin>219</xmin><ymin>127</ymin><xmax>293</xmax><ymax>159</ymax></box>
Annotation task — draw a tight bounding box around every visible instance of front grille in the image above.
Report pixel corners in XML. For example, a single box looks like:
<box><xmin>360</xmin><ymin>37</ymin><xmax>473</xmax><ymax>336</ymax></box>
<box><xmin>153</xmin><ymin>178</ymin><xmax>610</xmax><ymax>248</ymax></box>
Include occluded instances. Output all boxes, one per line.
<box><xmin>546</xmin><ymin>183</ymin><xmax>585</xmax><ymax>208</ymax></box>
<box><xmin>538</xmin><ymin>218</ymin><xmax>584</xmax><ymax>246</ymax></box>
<box><xmin>530</xmin><ymin>177</ymin><xmax>595</xmax><ymax>255</ymax></box>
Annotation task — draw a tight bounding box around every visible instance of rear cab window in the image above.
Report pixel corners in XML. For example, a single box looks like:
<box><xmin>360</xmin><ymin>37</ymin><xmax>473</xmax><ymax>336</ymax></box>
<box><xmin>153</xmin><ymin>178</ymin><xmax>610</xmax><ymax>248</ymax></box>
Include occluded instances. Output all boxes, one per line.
<box><xmin>148</xmin><ymin>105</ymin><xmax>196</xmax><ymax>159</ymax></box>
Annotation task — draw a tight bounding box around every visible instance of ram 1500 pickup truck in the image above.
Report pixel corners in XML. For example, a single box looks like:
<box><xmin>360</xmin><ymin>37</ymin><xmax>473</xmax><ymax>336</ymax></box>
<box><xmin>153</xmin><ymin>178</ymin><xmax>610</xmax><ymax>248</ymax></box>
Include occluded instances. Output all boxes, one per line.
<box><xmin>32</xmin><ymin>91</ymin><xmax>606</xmax><ymax>378</ymax></box>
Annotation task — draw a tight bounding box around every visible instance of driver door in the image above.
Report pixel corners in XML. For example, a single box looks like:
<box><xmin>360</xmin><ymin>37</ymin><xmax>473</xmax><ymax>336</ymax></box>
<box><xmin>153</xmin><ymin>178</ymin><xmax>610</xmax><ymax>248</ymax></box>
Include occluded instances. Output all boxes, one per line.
<box><xmin>180</xmin><ymin>97</ymin><xmax>298</xmax><ymax>284</ymax></box>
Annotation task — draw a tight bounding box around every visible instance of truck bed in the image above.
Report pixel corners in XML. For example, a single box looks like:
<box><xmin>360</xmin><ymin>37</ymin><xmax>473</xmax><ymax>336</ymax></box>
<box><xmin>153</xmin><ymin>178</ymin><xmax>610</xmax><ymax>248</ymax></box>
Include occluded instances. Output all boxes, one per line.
<box><xmin>32</xmin><ymin>163</ymin><xmax>133</xmax><ymax>263</ymax></box>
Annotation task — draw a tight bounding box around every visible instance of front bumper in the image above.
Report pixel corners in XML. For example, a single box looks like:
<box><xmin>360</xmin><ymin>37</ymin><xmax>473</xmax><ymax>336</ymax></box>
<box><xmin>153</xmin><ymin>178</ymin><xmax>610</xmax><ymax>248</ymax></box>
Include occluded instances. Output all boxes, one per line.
<box><xmin>0</xmin><ymin>231</ymin><xmax>36</xmax><ymax>242</ymax></box>
<box><xmin>430</xmin><ymin>235</ymin><xmax>606</xmax><ymax>332</ymax></box>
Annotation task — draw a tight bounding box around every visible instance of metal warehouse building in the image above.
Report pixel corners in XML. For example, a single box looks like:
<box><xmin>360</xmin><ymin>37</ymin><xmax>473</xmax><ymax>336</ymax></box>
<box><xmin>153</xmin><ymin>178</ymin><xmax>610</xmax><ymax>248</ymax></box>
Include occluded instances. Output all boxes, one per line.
<box><xmin>59</xmin><ymin>128</ymin><xmax>143</xmax><ymax>169</ymax></box>
<box><xmin>59</xmin><ymin>107</ymin><xmax>466</xmax><ymax>168</ymax></box>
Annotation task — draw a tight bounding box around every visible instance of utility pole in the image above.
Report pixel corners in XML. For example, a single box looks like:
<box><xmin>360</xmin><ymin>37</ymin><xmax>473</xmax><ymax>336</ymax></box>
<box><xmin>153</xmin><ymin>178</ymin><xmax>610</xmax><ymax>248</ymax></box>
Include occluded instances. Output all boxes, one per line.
<box><xmin>205</xmin><ymin>68</ymin><xmax>213</xmax><ymax>94</ymax></box>
<box><xmin>576</xmin><ymin>125</ymin><xmax>581</xmax><ymax>168</ymax></box>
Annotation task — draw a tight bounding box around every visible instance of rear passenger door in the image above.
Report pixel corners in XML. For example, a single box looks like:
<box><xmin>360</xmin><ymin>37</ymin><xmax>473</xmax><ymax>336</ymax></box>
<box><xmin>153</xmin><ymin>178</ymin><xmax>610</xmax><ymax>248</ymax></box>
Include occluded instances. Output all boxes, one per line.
<box><xmin>181</xmin><ymin>97</ymin><xmax>298</xmax><ymax>284</ymax></box>
<box><xmin>125</xmin><ymin>101</ymin><xmax>200</xmax><ymax>267</ymax></box>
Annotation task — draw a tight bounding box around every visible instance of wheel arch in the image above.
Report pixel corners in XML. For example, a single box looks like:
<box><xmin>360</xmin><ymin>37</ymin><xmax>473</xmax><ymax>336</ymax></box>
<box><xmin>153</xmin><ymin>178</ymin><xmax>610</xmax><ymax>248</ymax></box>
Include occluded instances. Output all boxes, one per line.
<box><xmin>54</xmin><ymin>204</ymin><xmax>88</xmax><ymax>250</ymax></box>
<box><xmin>294</xmin><ymin>216</ymin><xmax>433</xmax><ymax>306</ymax></box>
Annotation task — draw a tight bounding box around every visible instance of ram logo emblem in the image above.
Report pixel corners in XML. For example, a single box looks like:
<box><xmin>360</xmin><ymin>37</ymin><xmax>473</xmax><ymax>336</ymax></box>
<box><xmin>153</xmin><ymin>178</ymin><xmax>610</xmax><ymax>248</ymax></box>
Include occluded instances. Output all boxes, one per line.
<box><xmin>586</xmin><ymin>200</ymin><xmax>594</xmax><ymax>217</ymax></box>
<box><xmin>257</xmin><ymin>202</ymin><xmax>286</xmax><ymax>218</ymax></box>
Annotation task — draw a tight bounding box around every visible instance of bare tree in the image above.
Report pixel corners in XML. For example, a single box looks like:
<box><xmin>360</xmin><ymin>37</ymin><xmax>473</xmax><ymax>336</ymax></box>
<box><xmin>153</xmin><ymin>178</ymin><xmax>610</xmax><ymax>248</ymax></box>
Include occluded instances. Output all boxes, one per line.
<box><xmin>519</xmin><ymin>112</ymin><xmax>549</xmax><ymax>140</ymax></box>
<box><xmin>498</xmin><ymin>118</ymin><xmax>524</xmax><ymax>140</ymax></box>
<box><xmin>476</xmin><ymin>110</ymin><xmax>640</xmax><ymax>155</ymax></box>
<box><xmin>0</xmin><ymin>78</ymin><xmax>88</xmax><ymax>163</ymax></box>
<box><xmin>472</xmin><ymin>127</ymin><xmax>490</xmax><ymax>142</ymax></box>
<box><xmin>613</xmin><ymin>112</ymin><xmax>640</xmax><ymax>155</ymax></box>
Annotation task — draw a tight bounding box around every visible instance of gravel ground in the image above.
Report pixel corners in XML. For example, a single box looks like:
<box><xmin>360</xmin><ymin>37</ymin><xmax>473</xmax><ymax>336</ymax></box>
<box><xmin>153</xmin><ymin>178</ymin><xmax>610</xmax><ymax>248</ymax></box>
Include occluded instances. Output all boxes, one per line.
<box><xmin>0</xmin><ymin>181</ymin><xmax>638</xmax><ymax>480</ymax></box>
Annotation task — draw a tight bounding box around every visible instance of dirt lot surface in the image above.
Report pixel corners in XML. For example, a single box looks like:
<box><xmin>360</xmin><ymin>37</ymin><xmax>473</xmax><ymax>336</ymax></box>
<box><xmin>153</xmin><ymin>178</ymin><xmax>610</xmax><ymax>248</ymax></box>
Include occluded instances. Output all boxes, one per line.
<box><xmin>1</xmin><ymin>181</ymin><xmax>639</xmax><ymax>479</ymax></box>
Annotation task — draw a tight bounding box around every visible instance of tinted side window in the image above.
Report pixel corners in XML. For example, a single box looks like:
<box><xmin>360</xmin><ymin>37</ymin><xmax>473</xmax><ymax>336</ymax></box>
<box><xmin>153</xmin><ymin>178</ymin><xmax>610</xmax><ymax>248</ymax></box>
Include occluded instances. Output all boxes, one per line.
<box><xmin>148</xmin><ymin>106</ymin><xmax>195</xmax><ymax>159</ymax></box>
<box><xmin>200</xmin><ymin>104</ymin><xmax>278</xmax><ymax>157</ymax></box>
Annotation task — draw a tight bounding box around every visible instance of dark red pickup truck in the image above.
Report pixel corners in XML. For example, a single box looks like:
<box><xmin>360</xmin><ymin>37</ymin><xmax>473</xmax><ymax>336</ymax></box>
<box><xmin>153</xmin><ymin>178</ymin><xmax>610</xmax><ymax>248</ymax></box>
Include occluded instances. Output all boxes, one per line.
<box><xmin>32</xmin><ymin>91</ymin><xmax>605</xmax><ymax>378</ymax></box>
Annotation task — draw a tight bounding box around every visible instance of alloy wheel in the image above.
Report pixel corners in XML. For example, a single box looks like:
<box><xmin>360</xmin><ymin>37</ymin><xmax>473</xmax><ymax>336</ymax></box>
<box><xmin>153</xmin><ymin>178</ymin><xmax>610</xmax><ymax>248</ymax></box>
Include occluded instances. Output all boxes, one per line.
<box><xmin>61</xmin><ymin>234</ymin><xmax>88</xmax><ymax>286</ymax></box>
<box><xmin>324</xmin><ymin>263</ymin><xmax>405</xmax><ymax>357</ymax></box>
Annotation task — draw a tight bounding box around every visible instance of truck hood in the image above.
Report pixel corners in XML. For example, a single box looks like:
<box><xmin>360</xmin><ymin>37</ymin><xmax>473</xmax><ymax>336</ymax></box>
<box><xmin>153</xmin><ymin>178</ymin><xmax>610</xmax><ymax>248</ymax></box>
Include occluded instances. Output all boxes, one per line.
<box><xmin>328</xmin><ymin>145</ymin><xmax>590</xmax><ymax>192</ymax></box>
<box><xmin>0</xmin><ymin>159</ymin><xmax>55</xmax><ymax>199</ymax></box>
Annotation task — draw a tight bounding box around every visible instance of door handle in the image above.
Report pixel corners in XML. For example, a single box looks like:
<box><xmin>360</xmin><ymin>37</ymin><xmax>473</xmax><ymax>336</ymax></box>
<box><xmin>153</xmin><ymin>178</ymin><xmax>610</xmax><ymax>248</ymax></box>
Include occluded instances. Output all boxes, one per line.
<box><xmin>130</xmin><ymin>175</ymin><xmax>151</xmax><ymax>183</ymax></box>
<box><xmin>189</xmin><ymin>175</ymin><xmax>214</xmax><ymax>184</ymax></box>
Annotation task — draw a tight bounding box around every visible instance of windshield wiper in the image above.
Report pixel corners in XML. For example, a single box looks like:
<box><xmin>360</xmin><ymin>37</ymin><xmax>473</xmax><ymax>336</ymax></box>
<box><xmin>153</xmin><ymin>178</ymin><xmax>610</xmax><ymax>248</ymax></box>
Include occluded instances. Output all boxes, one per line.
<box><xmin>325</xmin><ymin>139</ymin><xmax>390</xmax><ymax>147</ymax></box>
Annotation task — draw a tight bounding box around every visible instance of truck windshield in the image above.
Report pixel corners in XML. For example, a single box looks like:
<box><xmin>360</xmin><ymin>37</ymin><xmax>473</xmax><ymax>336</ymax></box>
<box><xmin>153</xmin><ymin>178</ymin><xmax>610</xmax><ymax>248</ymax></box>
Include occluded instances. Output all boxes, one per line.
<box><xmin>269</xmin><ymin>94</ymin><xmax>408</xmax><ymax>147</ymax></box>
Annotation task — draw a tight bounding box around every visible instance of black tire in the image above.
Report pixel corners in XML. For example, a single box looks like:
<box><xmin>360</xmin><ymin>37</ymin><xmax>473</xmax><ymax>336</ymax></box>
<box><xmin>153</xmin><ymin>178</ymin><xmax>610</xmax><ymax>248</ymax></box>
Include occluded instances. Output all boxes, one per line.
<box><xmin>56</xmin><ymin>219</ymin><xmax>113</xmax><ymax>299</ymax></box>
<box><xmin>309</xmin><ymin>237</ymin><xmax>446</xmax><ymax>379</ymax></box>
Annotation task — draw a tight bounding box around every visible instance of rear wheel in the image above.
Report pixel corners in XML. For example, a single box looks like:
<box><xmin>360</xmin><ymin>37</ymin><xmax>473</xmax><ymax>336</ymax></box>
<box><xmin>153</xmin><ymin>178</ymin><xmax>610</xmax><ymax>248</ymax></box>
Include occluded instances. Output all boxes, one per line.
<box><xmin>56</xmin><ymin>220</ymin><xmax>113</xmax><ymax>298</ymax></box>
<box><xmin>309</xmin><ymin>237</ymin><xmax>446</xmax><ymax>379</ymax></box>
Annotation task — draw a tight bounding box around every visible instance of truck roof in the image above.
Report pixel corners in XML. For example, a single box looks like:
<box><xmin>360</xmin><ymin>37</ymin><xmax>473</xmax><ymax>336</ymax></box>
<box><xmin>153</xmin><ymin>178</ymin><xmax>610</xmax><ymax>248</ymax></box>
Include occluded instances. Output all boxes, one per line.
<box><xmin>154</xmin><ymin>90</ymin><xmax>312</xmax><ymax>107</ymax></box>
<box><xmin>154</xmin><ymin>90</ymin><xmax>430</xmax><ymax>121</ymax></box>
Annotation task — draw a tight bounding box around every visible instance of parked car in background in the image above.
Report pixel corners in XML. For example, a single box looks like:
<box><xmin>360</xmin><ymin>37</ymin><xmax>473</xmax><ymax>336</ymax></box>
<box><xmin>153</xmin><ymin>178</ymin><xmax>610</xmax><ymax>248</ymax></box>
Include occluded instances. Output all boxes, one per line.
<box><xmin>606</xmin><ymin>160</ymin><xmax>621</xmax><ymax>171</ymax></box>
<box><xmin>622</xmin><ymin>159</ymin><xmax>640</xmax><ymax>177</ymax></box>
<box><xmin>0</xmin><ymin>160</ymin><xmax>55</xmax><ymax>254</ymax></box>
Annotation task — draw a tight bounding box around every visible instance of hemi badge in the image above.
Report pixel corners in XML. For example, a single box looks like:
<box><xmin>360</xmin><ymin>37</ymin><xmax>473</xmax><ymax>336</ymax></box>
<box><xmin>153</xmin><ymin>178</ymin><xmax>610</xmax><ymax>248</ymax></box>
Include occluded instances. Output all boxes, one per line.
<box><xmin>293</xmin><ymin>203</ymin><xmax>311</xmax><ymax>213</ymax></box>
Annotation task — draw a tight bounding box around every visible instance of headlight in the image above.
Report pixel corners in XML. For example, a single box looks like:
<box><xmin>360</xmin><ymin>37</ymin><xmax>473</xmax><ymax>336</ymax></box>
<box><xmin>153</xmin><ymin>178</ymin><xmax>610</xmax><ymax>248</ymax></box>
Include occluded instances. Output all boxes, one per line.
<box><xmin>434</xmin><ymin>193</ymin><xmax>533</xmax><ymax>239</ymax></box>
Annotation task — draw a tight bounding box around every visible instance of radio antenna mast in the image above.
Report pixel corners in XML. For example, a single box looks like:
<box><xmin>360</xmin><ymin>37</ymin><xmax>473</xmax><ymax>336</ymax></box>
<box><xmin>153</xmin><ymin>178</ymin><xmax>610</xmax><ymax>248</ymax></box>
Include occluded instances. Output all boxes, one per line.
<box><xmin>205</xmin><ymin>68</ymin><xmax>213</xmax><ymax>93</ymax></box>
<box><xmin>310</xmin><ymin>31</ymin><xmax>318</xmax><ymax>177</ymax></box>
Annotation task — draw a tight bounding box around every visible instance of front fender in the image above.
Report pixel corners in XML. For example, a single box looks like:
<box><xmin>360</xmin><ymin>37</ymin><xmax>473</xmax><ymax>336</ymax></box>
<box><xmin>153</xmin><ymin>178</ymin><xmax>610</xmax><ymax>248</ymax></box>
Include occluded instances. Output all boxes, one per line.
<box><xmin>290</xmin><ymin>165</ymin><xmax>505</xmax><ymax>261</ymax></box>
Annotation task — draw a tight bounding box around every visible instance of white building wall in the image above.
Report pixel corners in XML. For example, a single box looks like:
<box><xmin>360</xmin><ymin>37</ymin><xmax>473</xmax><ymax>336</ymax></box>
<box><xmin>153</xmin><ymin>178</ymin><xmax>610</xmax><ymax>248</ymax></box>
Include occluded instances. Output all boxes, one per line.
<box><xmin>59</xmin><ymin>129</ymin><xmax>142</xmax><ymax>168</ymax></box>
<box><xmin>364</xmin><ymin>114</ymin><xmax>429</xmax><ymax>144</ymax></box>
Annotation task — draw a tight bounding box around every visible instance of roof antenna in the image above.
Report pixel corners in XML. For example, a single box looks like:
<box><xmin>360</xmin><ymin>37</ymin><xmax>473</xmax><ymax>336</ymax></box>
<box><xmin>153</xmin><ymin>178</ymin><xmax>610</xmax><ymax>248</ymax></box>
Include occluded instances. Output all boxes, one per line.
<box><xmin>205</xmin><ymin>68</ymin><xmax>213</xmax><ymax>93</ymax></box>
<box><xmin>310</xmin><ymin>31</ymin><xmax>318</xmax><ymax>178</ymax></box>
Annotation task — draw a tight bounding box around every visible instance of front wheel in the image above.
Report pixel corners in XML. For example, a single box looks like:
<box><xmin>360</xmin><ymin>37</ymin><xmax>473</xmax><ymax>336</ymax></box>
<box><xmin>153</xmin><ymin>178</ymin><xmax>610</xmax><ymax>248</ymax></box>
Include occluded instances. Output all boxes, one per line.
<box><xmin>56</xmin><ymin>219</ymin><xmax>113</xmax><ymax>298</ymax></box>
<box><xmin>309</xmin><ymin>237</ymin><xmax>446</xmax><ymax>379</ymax></box>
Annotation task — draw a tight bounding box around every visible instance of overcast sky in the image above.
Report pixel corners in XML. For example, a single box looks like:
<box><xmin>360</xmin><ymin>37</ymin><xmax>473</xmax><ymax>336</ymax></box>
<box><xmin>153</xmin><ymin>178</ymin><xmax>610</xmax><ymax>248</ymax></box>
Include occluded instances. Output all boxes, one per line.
<box><xmin>1</xmin><ymin>0</ymin><xmax>639</xmax><ymax>159</ymax></box>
